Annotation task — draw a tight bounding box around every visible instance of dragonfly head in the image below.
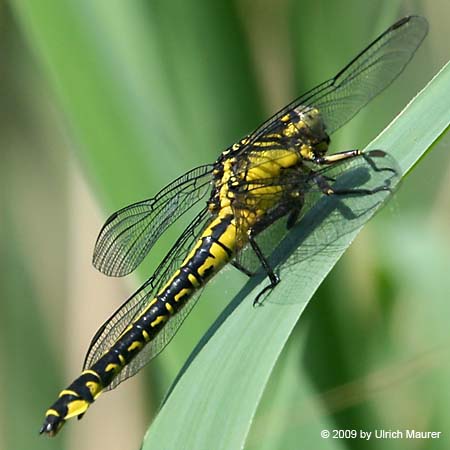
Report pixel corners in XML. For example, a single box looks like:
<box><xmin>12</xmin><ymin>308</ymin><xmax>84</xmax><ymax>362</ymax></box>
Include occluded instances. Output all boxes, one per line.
<box><xmin>296</xmin><ymin>106</ymin><xmax>330</xmax><ymax>159</ymax></box>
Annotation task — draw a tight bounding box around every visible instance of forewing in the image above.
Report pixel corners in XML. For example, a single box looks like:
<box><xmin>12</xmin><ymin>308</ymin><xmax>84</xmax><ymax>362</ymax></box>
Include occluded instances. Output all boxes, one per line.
<box><xmin>235</xmin><ymin>15</ymin><xmax>427</xmax><ymax>155</ymax></box>
<box><xmin>310</xmin><ymin>16</ymin><xmax>428</xmax><ymax>134</ymax></box>
<box><xmin>83</xmin><ymin>208</ymin><xmax>210</xmax><ymax>390</ymax></box>
<box><xmin>93</xmin><ymin>164</ymin><xmax>213</xmax><ymax>277</ymax></box>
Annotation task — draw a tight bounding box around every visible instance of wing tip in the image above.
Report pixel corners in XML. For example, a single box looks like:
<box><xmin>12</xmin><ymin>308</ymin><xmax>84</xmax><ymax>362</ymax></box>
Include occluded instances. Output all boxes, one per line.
<box><xmin>390</xmin><ymin>15</ymin><xmax>429</xmax><ymax>39</ymax></box>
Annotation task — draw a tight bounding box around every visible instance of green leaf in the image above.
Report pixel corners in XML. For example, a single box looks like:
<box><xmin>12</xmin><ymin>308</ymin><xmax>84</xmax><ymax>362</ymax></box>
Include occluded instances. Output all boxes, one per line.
<box><xmin>142</xmin><ymin>62</ymin><xmax>450</xmax><ymax>450</ymax></box>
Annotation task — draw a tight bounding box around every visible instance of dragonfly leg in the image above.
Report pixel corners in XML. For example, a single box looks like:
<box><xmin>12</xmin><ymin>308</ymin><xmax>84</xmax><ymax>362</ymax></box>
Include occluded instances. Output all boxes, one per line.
<box><xmin>313</xmin><ymin>173</ymin><xmax>391</xmax><ymax>196</ymax></box>
<box><xmin>286</xmin><ymin>206</ymin><xmax>303</xmax><ymax>229</ymax></box>
<box><xmin>251</xmin><ymin>196</ymin><xmax>304</xmax><ymax>234</ymax></box>
<box><xmin>314</xmin><ymin>149</ymin><xmax>361</xmax><ymax>165</ymax></box>
<box><xmin>248</xmin><ymin>234</ymin><xmax>280</xmax><ymax>306</ymax></box>
<box><xmin>314</xmin><ymin>149</ymin><xmax>397</xmax><ymax>196</ymax></box>
<box><xmin>362</xmin><ymin>150</ymin><xmax>398</xmax><ymax>175</ymax></box>
<box><xmin>316</xmin><ymin>149</ymin><xmax>398</xmax><ymax>176</ymax></box>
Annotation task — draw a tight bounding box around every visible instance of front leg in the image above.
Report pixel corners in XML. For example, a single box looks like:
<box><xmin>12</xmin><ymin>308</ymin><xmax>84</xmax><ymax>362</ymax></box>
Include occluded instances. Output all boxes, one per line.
<box><xmin>314</xmin><ymin>149</ymin><xmax>361</xmax><ymax>165</ymax></box>
<box><xmin>315</xmin><ymin>149</ymin><xmax>398</xmax><ymax>176</ymax></box>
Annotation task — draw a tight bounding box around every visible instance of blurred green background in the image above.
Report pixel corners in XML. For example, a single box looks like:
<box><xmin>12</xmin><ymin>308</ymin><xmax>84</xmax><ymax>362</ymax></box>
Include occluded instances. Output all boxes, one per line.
<box><xmin>1</xmin><ymin>0</ymin><xmax>449</xmax><ymax>449</ymax></box>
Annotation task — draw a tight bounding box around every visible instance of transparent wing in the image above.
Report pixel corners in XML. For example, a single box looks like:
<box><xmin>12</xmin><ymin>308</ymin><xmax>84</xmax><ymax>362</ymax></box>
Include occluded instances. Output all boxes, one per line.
<box><xmin>93</xmin><ymin>164</ymin><xmax>213</xmax><ymax>277</ymax></box>
<box><xmin>309</xmin><ymin>16</ymin><xmax>428</xmax><ymax>134</ymax></box>
<box><xmin>236</xmin><ymin>15</ymin><xmax>427</xmax><ymax>153</ymax></box>
<box><xmin>233</xmin><ymin>150</ymin><xmax>400</xmax><ymax>273</ymax></box>
<box><xmin>83</xmin><ymin>208</ymin><xmax>210</xmax><ymax>390</ymax></box>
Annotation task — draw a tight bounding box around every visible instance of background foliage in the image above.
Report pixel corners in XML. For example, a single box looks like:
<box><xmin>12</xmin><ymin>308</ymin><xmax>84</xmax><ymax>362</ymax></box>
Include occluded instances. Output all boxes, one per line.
<box><xmin>1</xmin><ymin>1</ymin><xmax>449</xmax><ymax>449</ymax></box>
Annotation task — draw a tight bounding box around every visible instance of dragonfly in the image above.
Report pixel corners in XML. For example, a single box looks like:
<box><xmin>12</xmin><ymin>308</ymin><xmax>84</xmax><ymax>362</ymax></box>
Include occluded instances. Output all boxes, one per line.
<box><xmin>41</xmin><ymin>15</ymin><xmax>428</xmax><ymax>436</ymax></box>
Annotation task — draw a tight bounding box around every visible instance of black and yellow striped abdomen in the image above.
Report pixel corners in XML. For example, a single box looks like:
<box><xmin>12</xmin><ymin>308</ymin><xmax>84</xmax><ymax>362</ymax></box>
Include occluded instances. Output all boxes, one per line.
<box><xmin>41</xmin><ymin>209</ymin><xmax>242</xmax><ymax>435</ymax></box>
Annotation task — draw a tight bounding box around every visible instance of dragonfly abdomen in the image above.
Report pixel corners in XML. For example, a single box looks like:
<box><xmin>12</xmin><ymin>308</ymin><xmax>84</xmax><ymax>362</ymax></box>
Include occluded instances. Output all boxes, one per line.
<box><xmin>41</xmin><ymin>211</ymin><xmax>239</xmax><ymax>436</ymax></box>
